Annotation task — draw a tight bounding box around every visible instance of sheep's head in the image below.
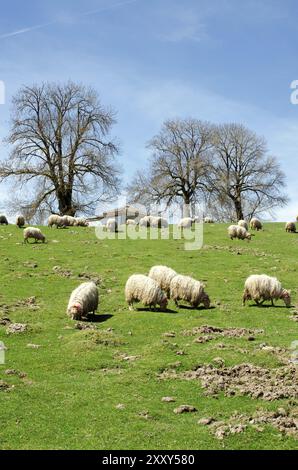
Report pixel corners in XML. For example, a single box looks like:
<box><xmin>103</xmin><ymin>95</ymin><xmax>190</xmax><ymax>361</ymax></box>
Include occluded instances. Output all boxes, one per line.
<box><xmin>69</xmin><ymin>303</ymin><xmax>83</xmax><ymax>320</ymax></box>
<box><xmin>281</xmin><ymin>289</ymin><xmax>291</xmax><ymax>307</ymax></box>
<box><xmin>246</xmin><ymin>232</ymin><xmax>252</xmax><ymax>240</ymax></box>
<box><xmin>202</xmin><ymin>293</ymin><xmax>211</xmax><ymax>309</ymax></box>
<box><xmin>159</xmin><ymin>297</ymin><xmax>168</xmax><ymax>311</ymax></box>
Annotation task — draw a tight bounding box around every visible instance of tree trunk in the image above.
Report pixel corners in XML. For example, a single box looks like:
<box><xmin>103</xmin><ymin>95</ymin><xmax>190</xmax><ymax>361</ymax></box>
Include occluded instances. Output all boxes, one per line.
<box><xmin>234</xmin><ymin>197</ymin><xmax>244</xmax><ymax>221</ymax></box>
<box><xmin>182</xmin><ymin>195</ymin><xmax>191</xmax><ymax>218</ymax></box>
<box><xmin>57</xmin><ymin>189</ymin><xmax>75</xmax><ymax>216</ymax></box>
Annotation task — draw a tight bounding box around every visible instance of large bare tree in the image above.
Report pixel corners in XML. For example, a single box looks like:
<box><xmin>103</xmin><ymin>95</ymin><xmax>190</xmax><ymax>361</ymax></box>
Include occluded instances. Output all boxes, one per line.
<box><xmin>127</xmin><ymin>118</ymin><xmax>214</xmax><ymax>217</ymax></box>
<box><xmin>0</xmin><ymin>82</ymin><xmax>120</xmax><ymax>218</ymax></box>
<box><xmin>210</xmin><ymin>124</ymin><xmax>288</xmax><ymax>220</ymax></box>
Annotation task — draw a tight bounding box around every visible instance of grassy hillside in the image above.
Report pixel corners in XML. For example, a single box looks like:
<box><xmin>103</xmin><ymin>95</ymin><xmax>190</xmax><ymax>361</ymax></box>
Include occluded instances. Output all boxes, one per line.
<box><xmin>0</xmin><ymin>223</ymin><xmax>297</xmax><ymax>450</ymax></box>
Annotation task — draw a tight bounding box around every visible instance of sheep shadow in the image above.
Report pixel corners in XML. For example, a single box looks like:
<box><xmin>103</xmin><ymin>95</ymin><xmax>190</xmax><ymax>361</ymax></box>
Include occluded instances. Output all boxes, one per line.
<box><xmin>86</xmin><ymin>314</ymin><xmax>113</xmax><ymax>323</ymax></box>
<box><xmin>177</xmin><ymin>305</ymin><xmax>216</xmax><ymax>311</ymax></box>
<box><xmin>247</xmin><ymin>304</ymin><xmax>291</xmax><ymax>309</ymax></box>
<box><xmin>134</xmin><ymin>307</ymin><xmax>178</xmax><ymax>314</ymax></box>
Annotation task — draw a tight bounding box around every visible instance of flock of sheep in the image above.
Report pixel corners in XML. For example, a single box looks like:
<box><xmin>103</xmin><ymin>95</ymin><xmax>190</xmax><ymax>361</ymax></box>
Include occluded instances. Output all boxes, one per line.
<box><xmin>0</xmin><ymin>212</ymin><xmax>294</xmax><ymax>321</ymax></box>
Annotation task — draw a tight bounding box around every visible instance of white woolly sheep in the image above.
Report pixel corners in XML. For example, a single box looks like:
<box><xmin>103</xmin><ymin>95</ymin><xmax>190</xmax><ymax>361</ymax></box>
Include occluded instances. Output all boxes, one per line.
<box><xmin>67</xmin><ymin>282</ymin><xmax>99</xmax><ymax>320</ymax></box>
<box><xmin>60</xmin><ymin>215</ymin><xmax>76</xmax><ymax>227</ymax></box>
<box><xmin>16</xmin><ymin>216</ymin><xmax>25</xmax><ymax>228</ymax></box>
<box><xmin>106</xmin><ymin>218</ymin><xmax>118</xmax><ymax>232</ymax></box>
<box><xmin>150</xmin><ymin>217</ymin><xmax>169</xmax><ymax>228</ymax></box>
<box><xmin>125</xmin><ymin>274</ymin><xmax>168</xmax><ymax>311</ymax></box>
<box><xmin>48</xmin><ymin>214</ymin><xmax>63</xmax><ymax>228</ymax></box>
<box><xmin>250</xmin><ymin>218</ymin><xmax>263</xmax><ymax>231</ymax></box>
<box><xmin>238</xmin><ymin>220</ymin><xmax>249</xmax><ymax>230</ymax></box>
<box><xmin>228</xmin><ymin>225</ymin><xmax>251</xmax><ymax>241</ymax></box>
<box><xmin>170</xmin><ymin>275</ymin><xmax>210</xmax><ymax>309</ymax></box>
<box><xmin>204</xmin><ymin>217</ymin><xmax>214</xmax><ymax>224</ymax></box>
<box><xmin>285</xmin><ymin>222</ymin><xmax>296</xmax><ymax>233</ymax></box>
<box><xmin>126</xmin><ymin>219</ymin><xmax>136</xmax><ymax>226</ymax></box>
<box><xmin>178</xmin><ymin>218</ymin><xmax>194</xmax><ymax>229</ymax></box>
<box><xmin>139</xmin><ymin>216</ymin><xmax>153</xmax><ymax>228</ymax></box>
<box><xmin>74</xmin><ymin>218</ymin><xmax>89</xmax><ymax>227</ymax></box>
<box><xmin>0</xmin><ymin>215</ymin><xmax>8</xmax><ymax>225</ymax></box>
<box><xmin>148</xmin><ymin>265</ymin><xmax>177</xmax><ymax>298</ymax></box>
<box><xmin>242</xmin><ymin>274</ymin><xmax>291</xmax><ymax>307</ymax></box>
<box><xmin>24</xmin><ymin>227</ymin><xmax>46</xmax><ymax>244</ymax></box>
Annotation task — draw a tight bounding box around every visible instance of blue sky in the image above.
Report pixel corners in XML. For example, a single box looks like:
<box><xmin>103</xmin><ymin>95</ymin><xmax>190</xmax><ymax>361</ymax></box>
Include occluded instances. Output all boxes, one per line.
<box><xmin>0</xmin><ymin>0</ymin><xmax>298</xmax><ymax>219</ymax></box>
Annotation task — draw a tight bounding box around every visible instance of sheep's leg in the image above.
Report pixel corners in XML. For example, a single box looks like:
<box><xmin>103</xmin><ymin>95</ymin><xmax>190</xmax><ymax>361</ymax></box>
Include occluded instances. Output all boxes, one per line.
<box><xmin>128</xmin><ymin>302</ymin><xmax>134</xmax><ymax>311</ymax></box>
<box><xmin>174</xmin><ymin>300</ymin><xmax>179</xmax><ymax>308</ymax></box>
<box><xmin>271</xmin><ymin>299</ymin><xmax>275</xmax><ymax>307</ymax></box>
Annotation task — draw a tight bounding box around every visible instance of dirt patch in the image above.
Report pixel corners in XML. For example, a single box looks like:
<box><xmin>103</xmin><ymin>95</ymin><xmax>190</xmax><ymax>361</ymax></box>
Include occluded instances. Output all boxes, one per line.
<box><xmin>0</xmin><ymin>297</ymin><xmax>39</xmax><ymax>315</ymax></box>
<box><xmin>182</xmin><ymin>325</ymin><xmax>264</xmax><ymax>343</ymax></box>
<box><xmin>5</xmin><ymin>369</ymin><xmax>27</xmax><ymax>379</ymax></box>
<box><xmin>6</xmin><ymin>323</ymin><xmax>28</xmax><ymax>334</ymax></box>
<box><xmin>78</xmin><ymin>272</ymin><xmax>101</xmax><ymax>286</ymax></box>
<box><xmin>52</xmin><ymin>266</ymin><xmax>73</xmax><ymax>277</ymax></box>
<box><xmin>160</xmin><ymin>363</ymin><xmax>298</xmax><ymax>401</ymax></box>
<box><xmin>0</xmin><ymin>380</ymin><xmax>12</xmax><ymax>392</ymax></box>
<box><xmin>0</xmin><ymin>316</ymin><xmax>11</xmax><ymax>325</ymax></box>
<box><xmin>174</xmin><ymin>405</ymin><xmax>197</xmax><ymax>414</ymax></box>
<box><xmin>199</xmin><ymin>408</ymin><xmax>298</xmax><ymax>440</ymax></box>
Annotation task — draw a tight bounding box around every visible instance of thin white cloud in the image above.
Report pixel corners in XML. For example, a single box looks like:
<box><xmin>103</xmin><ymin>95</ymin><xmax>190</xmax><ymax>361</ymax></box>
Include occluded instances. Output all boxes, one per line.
<box><xmin>0</xmin><ymin>0</ymin><xmax>140</xmax><ymax>40</ymax></box>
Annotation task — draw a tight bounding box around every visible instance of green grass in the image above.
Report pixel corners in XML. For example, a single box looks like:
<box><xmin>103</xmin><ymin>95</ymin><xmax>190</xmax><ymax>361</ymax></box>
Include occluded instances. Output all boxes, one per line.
<box><xmin>0</xmin><ymin>223</ymin><xmax>297</xmax><ymax>450</ymax></box>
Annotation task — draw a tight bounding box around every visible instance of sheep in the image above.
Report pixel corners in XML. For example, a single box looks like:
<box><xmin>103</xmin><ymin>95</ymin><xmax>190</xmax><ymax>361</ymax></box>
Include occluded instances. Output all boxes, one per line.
<box><xmin>67</xmin><ymin>282</ymin><xmax>99</xmax><ymax>320</ymax></box>
<box><xmin>204</xmin><ymin>217</ymin><xmax>214</xmax><ymax>224</ymax></box>
<box><xmin>16</xmin><ymin>216</ymin><xmax>25</xmax><ymax>228</ymax></box>
<box><xmin>125</xmin><ymin>274</ymin><xmax>168</xmax><ymax>311</ymax></box>
<box><xmin>0</xmin><ymin>215</ymin><xmax>8</xmax><ymax>225</ymax></box>
<box><xmin>106</xmin><ymin>218</ymin><xmax>118</xmax><ymax>232</ymax></box>
<box><xmin>250</xmin><ymin>218</ymin><xmax>263</xmax><ymax>231</ymax></box>
<box><xmin>139</xmin><ymin>216</ymin><xmax>153</xmax><ymax>228</ymax></box>
<box><xmin>170</xmin><ymin>275</ymin><xmax>210</xmax><ymax>309</ymax></box>
<box><xmin>74</xmin><ymin>218</ymin><xmax>89</xmax><ymax>227</ymax></box>
<box><xmin>238</xmin><ymin>220</ymin><xmax>249</xmax><ymax>230</ymax></box>
<box><xmin>285</xmin><ymin>222</ymin><xmax>296</xmax><ymax>233</ymax></box>
<box><xmin>61</xmin><ymin>215</ymin><xmax>76</xmax><ymax>227</ymax></box>
<box><xmin>126</xmin><ymin>219</ymin><xmax>136</xmax><ymax>226</ymax></box>
<box><xmin>178</xmin><ymin>217</ymin><xmax>194</xmax><ymax>229</ymax></box>
<box><xmin>228</xmin><ymin>225</ymin><xmax>251</xmax><ymax>241</ymax></box>
<box><xmin>24</xmin><ymin>227</ymin><xmax>46</xmax><ymax>244</ymax></box>
<box><xmin>48</xmin><ymin>214</ymin><xmax>63</xmax><ymax>228</ymax></box>
<box><xmin>148</xmin><ymin>266</ymin><xmax>178</xmax><ymax>298</ymax></box>
<box><xmin>242</xmin><ymin>274</ymin><xmax>291</xmax><ymax>307</ymax></box>
<box><xmin>151</xmin><ymin>216</ymin><xmax>169</xmax><ymax>228</ymax></box>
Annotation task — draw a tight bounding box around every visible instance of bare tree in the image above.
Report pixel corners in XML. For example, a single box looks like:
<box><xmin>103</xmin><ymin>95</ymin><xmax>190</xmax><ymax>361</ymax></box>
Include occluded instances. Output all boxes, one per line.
<box><xmin>127</xmin><ymin>118</ymin><xmax>214</xmax><ymax>217</ymax></box>
<box><xmin>210</xmin><ymin>124</ymin><xmax>288</xmax><ymax>220</ymax></box>
<box><xmin>0</xmin><ymin>82</ymin><xmax>120</xmax><ymax>218</ymax></box>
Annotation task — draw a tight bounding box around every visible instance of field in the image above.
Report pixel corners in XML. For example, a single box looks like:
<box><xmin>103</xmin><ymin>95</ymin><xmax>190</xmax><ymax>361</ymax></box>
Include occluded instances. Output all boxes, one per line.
<box><xmin>0</xmin><ymin>222</ymin><xmax>297</xmax><ymax>450</ymax></box>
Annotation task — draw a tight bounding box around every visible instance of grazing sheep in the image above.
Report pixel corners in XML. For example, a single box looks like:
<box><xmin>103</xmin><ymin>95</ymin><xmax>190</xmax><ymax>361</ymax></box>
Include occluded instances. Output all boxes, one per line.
<box><xmin>238</xmin><ymin>220</ymin><xmax>249</xmax><ymax>230</ymax></box>
<box><xmin>170</xmin><ymin>275</ymin><xmax>210</xmax><ymax>309</ymax></box>
<box><xmin>0</xmin><ymin>215</ymin><xmax>8</xmax><ymax>225</ymax></box>
<box><xmin>16</xmin><ymin>216</ymin><xmax>25</xmax><ymax>228</ymax></box>
<box><xmin>106</xmin><ymin>218</ymin><xmax>118</xmax><ymax>232</ymax></box>
<box><xmin>48</xmin><ymin>214</ymin><xmax>63</xmax><ymax>228</ymax></box>
<box><xmin>178</xmin><ymin>217</ymin><xmax>194</xmax><ymax>229</ymax></box>
<box><xmin>151</xmin><ymin>216</ymin><xmax>169</xmax><ymax>228</ymax></box>
<box><xmin>125</xmin><ymin>274</ymin><xmax>168</xmax><ymax>311</ymax></box>
<box><xmin>228</xmin><ymin>225</ymin><xmax>251</xmax><ymax>241</ymax></box>
<box><xmin>250</xmin><ymin>218</ymin><xmax>263</xmax><ymax>231</ymax></box>
<box><xmin>242</xmin><ymin>274</ymin><xmax>291</xmax><ymax>307</ymax></box>
<box><xmin>285</xmin><ymin>222</ymin><xmax>296</xmax><ymax>233</ymax></box>
<box><xmin>204</xmin><ymin>217</ymin><xmax>214</xmax><ymax>224</ymax></box>
<box><xmin>74</xmin><ymin>218</ymin><xmax>89</xmax><ymax>227</ymax></box>
<box><xmin>24</xmin><ymin>227</ymin><xmax>46</xmax><ymax>244</ymax></box>
<box><xmin>126</xmin><ymin>219</ymin><xmax>136</xmax><ymax>226</ymax></box>
<box><xmin>148</xmin><ymin>266</ymin><xmax>177</xmax><ymax>298</ymax></box>
<box><xmin>67</xmin><ymin>282</ymin><xmax>99</xmax><ymax>320</ymax></box>
<box><xmin>61</xmin><ymin>215</ymin><xmax>76</xmax><ymax>227</ymax></box>
<box><xmin>139</xmin><ymin>216</ymin><xmax>153</xmax><ymax>228</ymax></box>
